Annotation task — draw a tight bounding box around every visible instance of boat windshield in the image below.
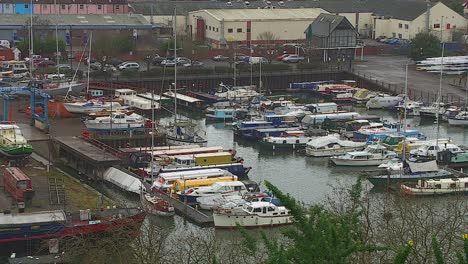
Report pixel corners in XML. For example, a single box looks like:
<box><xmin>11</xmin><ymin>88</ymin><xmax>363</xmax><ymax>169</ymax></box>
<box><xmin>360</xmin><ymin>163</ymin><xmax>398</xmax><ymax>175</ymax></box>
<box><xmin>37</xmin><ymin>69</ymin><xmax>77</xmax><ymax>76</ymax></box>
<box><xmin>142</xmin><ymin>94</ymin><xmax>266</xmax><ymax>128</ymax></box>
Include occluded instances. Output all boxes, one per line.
<box><xmin>243</xmin><ymin>204</ymin><xmax>253</xmax><ymax>213</ymax></box>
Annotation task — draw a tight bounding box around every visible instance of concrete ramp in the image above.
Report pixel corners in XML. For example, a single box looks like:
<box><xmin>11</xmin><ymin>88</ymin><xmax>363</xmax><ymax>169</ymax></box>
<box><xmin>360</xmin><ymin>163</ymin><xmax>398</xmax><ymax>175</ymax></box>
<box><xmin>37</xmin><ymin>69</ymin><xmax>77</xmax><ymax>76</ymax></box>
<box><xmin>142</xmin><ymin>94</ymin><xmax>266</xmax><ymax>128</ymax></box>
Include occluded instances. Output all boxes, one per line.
<box><xmin>103</xmin><ymin>167</ymin><xmax>141</xmax><ymax>194</ymax></box>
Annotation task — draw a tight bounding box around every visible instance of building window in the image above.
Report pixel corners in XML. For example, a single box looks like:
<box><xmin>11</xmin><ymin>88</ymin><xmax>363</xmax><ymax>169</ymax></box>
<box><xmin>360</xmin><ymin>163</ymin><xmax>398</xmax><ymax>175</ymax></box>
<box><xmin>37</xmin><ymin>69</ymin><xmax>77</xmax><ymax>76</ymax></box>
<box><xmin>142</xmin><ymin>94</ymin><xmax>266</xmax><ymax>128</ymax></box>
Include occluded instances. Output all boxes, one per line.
<box><xmin>398</xmin><ymin>23</ymin><xmax>402</xmax><ymax>28</ymax></box>
<box><xmin>237</xmin><ymin>28</ymin><xmax>242</xmax><ymax>33</ymax></box>
<box><xmin>115</xmin><ymin>5</ymin><xmax>120</xmax><ymax>10</ymax></box>
<box><xmin>209</xmin><ymin>26</ymin><xmax>212</xmax><ymax>30</ymax></box>
<box><xmin>216</xmin><ymin>28</ymin><xmax>219</xmax><ymax>32</ymax></box>
<box><xmin>404</xmin><ymin>24</ymin><xmax>409</xmax><ymax>29</ymax></box>
<box><xmin>364</xmin><ymin>23</ymin><xmax>368</xmax><ymax>27</ymax></box>
<box><xmin>247</xmin><ymin>28</ymin><xmax>251</xmax><ymax>33</ymax></box>
<box><xmin>398</xmin><ymin>33</ymin><xmax>402</xmax><ymax>38</ymax></box>
<box><xmin>228</xmin><ymin>28</ymin><xmax>233</xmax><ymax>33</ymax></box>
<box><xmin>392</xmin><ymin>32</ymin><xmax>396</xmax><ymax>37</ymax></box>
<box><xmin>24</xmin><ymin>4</ymin><xmax>29</xmax><ymax>8</ymax></box>
<box><xmin>79</xmin><ymin>4</ymin><xmax>84</xmax><ymax>9</ymax></box>
<box><xmin>453</xmin><ymin>25</ymin><xmax>457</xmax><ymax>29</ymax></box>
<box><xmin>61</xmin><ymin>4</ymin><xmax>66</xmax><ymax>9</ymax></box>
<box><xmin>433</xmin><ymin>23</ymin><xmax>440</xmax><ymax>29</ymax></box>
<box><xmin>98</xmin><ymin>4</ymin><xmax>102</xmax><ymax>10</ymax></box>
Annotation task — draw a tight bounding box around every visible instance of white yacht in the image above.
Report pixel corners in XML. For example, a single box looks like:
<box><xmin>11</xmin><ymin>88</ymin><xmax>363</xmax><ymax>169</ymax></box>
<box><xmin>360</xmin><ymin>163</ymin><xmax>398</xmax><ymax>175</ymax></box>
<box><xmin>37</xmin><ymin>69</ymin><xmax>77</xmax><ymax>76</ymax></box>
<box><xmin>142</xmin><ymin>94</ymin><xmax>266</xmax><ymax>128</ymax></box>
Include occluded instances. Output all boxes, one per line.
<box><xmin>365</xmin><ymin>94</ymin><xmax>404</xmax><ymax>109</ymax></box>
<box><xmin>447</xmin><ymin>111</ymin><xmax>468</xmax><ymax>126</ymax></box>
<box><xmin>83</xmin><ymin>112</ymin><xmax>147</xmax><ymax>131</ymax></box>
<box><xmin>213</xmin><ymin>201</ymin><xmax>293</xmax><ymax>228</ymax></box>
<box><xmin>330</xmin><ymin>144</ymin><xmax>397</xmax><ymax>166</ymax></box>
<box><xmin>414</xmin><ymin>102</ymin><xmax>446</xmax><ymax>119</ymax></box>
<box><xmin>305</xmin><ymin>135</ymin><xmax>366</xmax><ymax>157</ymax></box>
<box><xmin>63</xmin><ymin>100</ymin><xmax>124</xmax><ymax>114</ymax></box>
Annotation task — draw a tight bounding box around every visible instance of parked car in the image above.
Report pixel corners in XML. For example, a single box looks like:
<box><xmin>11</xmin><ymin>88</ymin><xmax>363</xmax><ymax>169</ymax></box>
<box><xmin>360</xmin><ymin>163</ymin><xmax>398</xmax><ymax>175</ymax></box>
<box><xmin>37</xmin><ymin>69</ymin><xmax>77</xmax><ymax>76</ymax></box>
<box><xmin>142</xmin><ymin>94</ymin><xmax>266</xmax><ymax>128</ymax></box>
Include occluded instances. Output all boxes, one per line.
<box><xmin>102</xmin><ymin>64</ymin><xmax>117</xmax><ymax>72</ymax></box>
<box><xmin>183</xmin><ymin>61</ymin><xmax>204</xmax><ymax>67</ymax></box>
<box><xmin>282</xmin><ymin>54</ymin><xmax>304</xmax><ymax>63</ymax></box>
<box><xmin>152</xmin><ymin>54</ymin><xmax>166</xmax><ymax>65</ymax></box>
<box><xmin>235</xmin><ymin>53</ymin><xmax>248</xmax><ymax>61</ymax></box>
<box><xmin>175</xmin><ymin>57</ymin><xmax>191</xmax><ymax>65</ymax></box>
<box><xmin>375</xmin><ymin>36</ymin><xmax>386</xmax><ymax>42</ymax></box>
<box><xmin>109</xmin><ymin>58</ymin><xmax>124</xmax><ymax>67</ymax></box>
<box><xmin>89</xmin><ymin>61</ymin><xmax>102</xmax><ymax>70</ymax></box>
<box><xmin>213</xmin><ymin>55</ymin><xmax>229</xmax><ymax>61</ymax></box>
<box><xmin>276</xmin><ymin>54</ymin><xmax>290</xmax><ymax>61</ymax></box>
<box><xmin>161</xmin><ymin>59</ymin><xmax>176</xmax><ymax>67</ymax></box>
<box><xmin>118</xmin><ymin>62</ymin><xmax>140</xmax><ymax>71</ymax></box>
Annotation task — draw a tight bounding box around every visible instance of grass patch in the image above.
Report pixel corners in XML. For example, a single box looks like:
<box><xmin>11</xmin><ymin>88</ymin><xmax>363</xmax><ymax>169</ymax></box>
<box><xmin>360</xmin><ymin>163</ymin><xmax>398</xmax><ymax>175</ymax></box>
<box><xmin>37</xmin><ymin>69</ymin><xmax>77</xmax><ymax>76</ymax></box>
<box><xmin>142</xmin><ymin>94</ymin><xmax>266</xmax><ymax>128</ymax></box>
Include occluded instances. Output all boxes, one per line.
<box><xmin>22</xmin><ymin>166</ymin><xmax>113</xmax><ymax>211</ymax></box>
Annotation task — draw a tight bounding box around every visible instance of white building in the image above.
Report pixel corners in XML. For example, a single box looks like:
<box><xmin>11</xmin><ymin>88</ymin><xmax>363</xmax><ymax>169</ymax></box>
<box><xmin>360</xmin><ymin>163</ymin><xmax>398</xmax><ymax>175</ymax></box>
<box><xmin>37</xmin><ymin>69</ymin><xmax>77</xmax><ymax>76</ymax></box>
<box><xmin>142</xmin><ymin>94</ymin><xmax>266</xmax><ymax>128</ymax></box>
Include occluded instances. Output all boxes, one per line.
<box><xmin>187</xmin><ymin>8</ymin><xmax>327</xmax><ymax>48</ymax></box>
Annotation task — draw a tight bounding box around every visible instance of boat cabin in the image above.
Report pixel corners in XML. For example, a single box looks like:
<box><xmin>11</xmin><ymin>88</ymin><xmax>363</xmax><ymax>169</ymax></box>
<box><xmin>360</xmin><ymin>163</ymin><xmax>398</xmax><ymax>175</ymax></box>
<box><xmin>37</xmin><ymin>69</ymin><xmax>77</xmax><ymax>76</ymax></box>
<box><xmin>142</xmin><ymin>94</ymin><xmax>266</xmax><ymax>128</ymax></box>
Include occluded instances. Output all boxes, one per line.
<box><xmin>151</xmin><ymin>168</ymin><xmax>232</xmax><ymax>190</ymax></box>
<box><xmin>345</xmin><ymin>120</ymin><xmax>371</xmax><ymax>132</ymax></box>
<box><xmin>305</xmin><ymin>102</ymin><xmax>338</xmax><ymax>113</ymax></box>
<box><xmin>171</xmin><ymin>176</ymin><xmax>238</xmax><ymax>195</ymax></box>
<box><xmin>3</xmin><ymin>167</ymin><xmax>34</xmax><ymax>203</ymax></box>
<box><xmin>115</xmin><ymin>89</ymin><xmax>137</xmax><ymax>97</ymax></box>
<box><xmin>242</xmin><ymin>202</ymin><xmax>288</xmax><ymax>216</ymax></box>
<box><xmin>417</xmin><ymin>178</ymin><xmax>468</xmax><ymax>189</ymax></box>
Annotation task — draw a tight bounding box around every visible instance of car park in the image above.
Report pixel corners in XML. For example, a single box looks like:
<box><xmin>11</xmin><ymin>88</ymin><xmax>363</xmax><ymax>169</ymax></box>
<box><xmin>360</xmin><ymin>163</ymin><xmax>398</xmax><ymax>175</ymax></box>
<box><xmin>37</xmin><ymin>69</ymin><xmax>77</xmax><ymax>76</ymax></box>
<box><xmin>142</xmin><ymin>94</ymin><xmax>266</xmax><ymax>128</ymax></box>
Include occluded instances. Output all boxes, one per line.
<box><xmin>183</xmin><ymin>61</ymin><xmax>204</xmax><ymax>67</ymax></box>
<box><xmin>152</xmin><ymin>54</ymin><xmax>166</xmax><ymax>65</ymax></box>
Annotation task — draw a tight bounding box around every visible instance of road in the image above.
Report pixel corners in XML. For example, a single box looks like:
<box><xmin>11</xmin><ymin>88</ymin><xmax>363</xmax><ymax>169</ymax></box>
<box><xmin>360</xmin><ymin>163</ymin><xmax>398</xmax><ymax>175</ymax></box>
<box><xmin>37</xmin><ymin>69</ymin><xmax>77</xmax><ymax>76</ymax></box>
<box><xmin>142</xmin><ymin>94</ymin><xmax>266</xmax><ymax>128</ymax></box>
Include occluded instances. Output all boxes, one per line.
<box><xmin>353</xmin><ymin>55</ymin><xmax>467</xmax><ymax>102</ymax></box>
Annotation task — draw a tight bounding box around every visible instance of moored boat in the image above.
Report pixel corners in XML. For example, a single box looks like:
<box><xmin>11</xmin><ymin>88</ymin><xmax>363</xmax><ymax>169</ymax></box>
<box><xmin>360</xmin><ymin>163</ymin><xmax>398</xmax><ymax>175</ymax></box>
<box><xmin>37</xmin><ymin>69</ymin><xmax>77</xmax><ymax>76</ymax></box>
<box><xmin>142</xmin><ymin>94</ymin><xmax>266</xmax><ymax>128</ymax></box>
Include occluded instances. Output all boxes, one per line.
<box><xmin>83</xmin><ymin>112</ymin><xmax>148</xmax><ymax>131</ymax></box>
<box><xmin>63</xmin><ymin>100</ymin><xmax>124</xmax><ymax>114</ymax></box>
<box><xmin>366</xmin><ymin>94</ymin><xmax>404</xmax><ymax>109</ymax></box>
<box><xmin>213</xmin><ymin>201</ymin><xmax>293</xmax><ymax>228</ymax></box>
<box><xmin>259</xmin><ymin>131</ymin><xmax>313</xmax><ymax>150</ymax></box>
<box><xmin>165</xmin><ymin>121</ymin><xmax>207</xmax><ymax>147</ymax></box>
<box><xmin>0</xmin><ymin>124</ymin><xmax>33</xmax><ymax>158</ymax></box>
<box><xmin>140</xmin><ymin>191</ymin><xmax>175</xmax><ymax>216</ymax></box>
<box><xmin>448</xmin><ymin>111</ymin><xmax>468</xmax><ymax>126</ymax></box>
<box><xmin>401</xmin><ymin>177</ymin><xmax>468</xmax><ymax>195</ymax></box>
<box><xmin>330</xmin><ymin>144</ymin><xmax>397</xmax><ymax>166</ymax></box>
<box><xmin>305</xmin><ymin>135</ymin><xmax>366</xmax><ymax>157</ymax></box>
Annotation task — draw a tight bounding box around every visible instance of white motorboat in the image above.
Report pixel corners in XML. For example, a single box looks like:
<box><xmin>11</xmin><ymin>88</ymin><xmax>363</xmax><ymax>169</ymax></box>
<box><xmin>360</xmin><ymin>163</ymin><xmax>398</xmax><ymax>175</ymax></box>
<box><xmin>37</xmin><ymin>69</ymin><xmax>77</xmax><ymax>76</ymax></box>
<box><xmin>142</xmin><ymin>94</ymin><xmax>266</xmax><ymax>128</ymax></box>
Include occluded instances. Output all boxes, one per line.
<box><xmin>213</xmin><ymin>201</ymin><xmax>293</xmax><ymax>228</ymax></box>
<box><xmin>401</xmin><ymin>177</ymin><xmax>468</xmax><ymax>195</ymax></box>
<box><xmin>395</xmin><ymin>100</ymin><xmax>423</xmax><ymax>116</ymax></box>
<box><xmin>365</xmin><ymin>94</ymin><xmax>404</xmax><ymax>109</ymax></box>
<box><xmin>63</xmin><ymin>100</ymin><xmax>124</xmax><ymax>114</ymax></box>
<box><xmin>305</xmin><ymin>135</ymin><xmax>366</xmax><ymax>157</ymax></box>
<box><xmin>330</xmin><ymin>144</ymin><xmax>397</xmax><ymax>166</ymax></box>
<box><xmin>83</xmin><ymin>112</ymin><xmax>147</xmax><ymax>131</ymax></box>
<box><xmin>448</xmin><ymin>111</ymin><xmax>468</xmax><ymax>126</ymax></box>
<box><xmin>442</xmin><ymin>106</ymin><xmax>462</xmax><ymax>121</ymax></box>
<box><xmin>197</xmin><ymin>194</ymin><xmax>243</xmax><ymax>210</ymax></box>
<box><xmin>214</xmin><ymin>83</ymin><xmax>259</xmax><ymax>101</ymax></box>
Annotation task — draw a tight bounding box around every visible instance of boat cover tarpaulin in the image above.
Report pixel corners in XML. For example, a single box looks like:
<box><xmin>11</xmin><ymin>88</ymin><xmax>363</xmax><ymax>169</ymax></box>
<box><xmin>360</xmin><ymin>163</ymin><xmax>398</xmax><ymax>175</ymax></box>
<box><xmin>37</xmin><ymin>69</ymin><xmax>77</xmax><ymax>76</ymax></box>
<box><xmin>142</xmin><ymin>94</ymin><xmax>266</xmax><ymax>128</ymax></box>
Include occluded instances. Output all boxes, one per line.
<box><xmin>103</xmin><ymin>167</ymin><xmax>141</xmax><ymax>194</ymax></box>
<box><xmin>307</xmin><ymin>135</ymin><xmax>366</xmax><ymax>148</ymax></box>
<box><xmin>408</xmin><ymin>160</ymin><xmax>439</xmax><ymax>173</ymax></box>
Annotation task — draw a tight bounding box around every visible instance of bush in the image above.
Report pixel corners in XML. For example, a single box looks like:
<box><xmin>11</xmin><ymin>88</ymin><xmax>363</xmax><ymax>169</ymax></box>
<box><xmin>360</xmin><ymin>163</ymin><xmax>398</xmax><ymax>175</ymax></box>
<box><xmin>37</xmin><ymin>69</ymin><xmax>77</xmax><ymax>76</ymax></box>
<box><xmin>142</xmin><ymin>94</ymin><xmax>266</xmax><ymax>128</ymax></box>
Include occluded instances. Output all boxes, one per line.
<box><xmin>120</xmin><ymin>69</ymin><xmax>139</xmax><ymax>79</ymax></box>
<box><xmin>88</xmin><ymin>71</ymin><xmax>112</xmax><ymax>79</ymax></box>
<box><xmin>213</xmin><ymin>66</ymin><xmax>232</xmax><ymax>74</ymax></box>
<box><xmin>259</xmin><ymin>63</ymin><xmax>291</xmax><ymax>72</ymax></box>
<box><xmin>296</xmin><ymin>63</ymin><xmax>323</xmax><ymax>70</ymax></box>
<box><xmin>178</xmin><ymin>67</ymin><xmax>213</xmax><ymax>75</ymax></box>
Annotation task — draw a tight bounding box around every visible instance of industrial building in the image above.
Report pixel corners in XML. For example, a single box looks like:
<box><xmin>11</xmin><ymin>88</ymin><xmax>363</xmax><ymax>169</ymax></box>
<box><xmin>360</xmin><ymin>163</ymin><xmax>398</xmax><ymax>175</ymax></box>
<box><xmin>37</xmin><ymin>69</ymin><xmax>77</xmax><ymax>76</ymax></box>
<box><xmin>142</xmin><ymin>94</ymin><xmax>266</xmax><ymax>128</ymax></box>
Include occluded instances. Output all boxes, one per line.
<box><xmin>188</xmin><ymin>8</ymin><xmax>327</xmax><ymax>48</ymax></box>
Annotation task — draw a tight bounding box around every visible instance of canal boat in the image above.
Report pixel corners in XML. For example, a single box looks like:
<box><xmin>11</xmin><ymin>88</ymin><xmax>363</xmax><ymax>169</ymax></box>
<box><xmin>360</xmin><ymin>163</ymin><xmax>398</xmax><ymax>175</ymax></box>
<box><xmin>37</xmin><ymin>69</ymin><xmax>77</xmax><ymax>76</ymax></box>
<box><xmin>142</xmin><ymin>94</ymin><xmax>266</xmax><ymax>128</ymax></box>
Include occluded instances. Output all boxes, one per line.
<box><xmin>83</xmin><ymin>112</ymin><xmax>148</xmax><ymax>131</ymax></box>
<box><xmin>63</xmin><ymin>100</ymin><xmax>124</xmax><ymax>114</ymax></box>
<box><xmin>305</xmin><ymin>135</ymin><xmax>366</xmax><ymax>157</ymax></box>
<box><xmin>150</xmin><ymin>169</ymin><xmax>234</xmax><ymax>191</ymax></box>
<box><xmin>163</xmin><ymin>91</ymin><xmax>205</xmax><ymax>111</ymax></box>
<box><xmin>448</xmin><ymin>111</ymin><xmax>468</xmax><ymax>126</ymax></box>
<box><xmin>365</xmin><ymin>130</ymin><xmax>426</xmax><ymax>144</ymax></box>
<box><xmin>367</xmin><ymin>160</ymin><xmax>453</xmax><ymax>187</ymax></box>
<box><xmin>170</xmin><ymin>176</ymin><xmax>240</xmax><ymax>198</ymax></box>
<box><xmin>365</xmin><ymin>94</ymin><xmax>404</xmax><ymax>109</ymax></box>
<box><xmin>304</xmin><ymin>102</ymin><xmax>338</xmax><ymax>113</ymax></box>
<box><xmin>140</xmin><ymin>190</ymin><xmax>175</xmax><ymax>216</ymax></box>
<box><xmin>415</xmin><ymin>102</ymin><xmax>446</xmax><ymax>119</ymax></box>
<box><xmin>213</xmin><ymin>83</ymin><xmax>258</xmax><ymax>101</ymax></box>
<box><xmin>321</xmin><ymin>115</ymin><xmax>381</xmax><ymax>133</ymax></box>
<box><xmin>205</xmin><ymin>108</ymin><xmax>236</xmax><ymax>121</ymax></box>
<box><xmin>0</xmin><ymin>208</ymin><xmax>145</xmax><ymax>244</ymax></box>
<box><xmin>401</xmin><ymin>177</ymin><xmax>468</xmax><ymax>195</ymax></box>
<box><xmin>251</xmin><ymin>127</ymin><xmax>304</xmax><ymax>141</ymax></box>
<box><xmin>177</xmin><ymin>181</ymin><xmax>249</xmax><ymax>204</ymax></box>
<box><xmin>0</xmin><ymin>124</ymin><xmax>33</xmax><ymax>158</ymax></box>
<box><xmin>287</xmin><ymin>81</ymin><xmax>334</xmax><ymax>92</ymax></box>
<box><xmin>156</xmin><ymin>163</ymin><xmax>250</xmax><ymax>177</ymax></box>
<box><xmin>260</xmin><ymin>131</ymin><xmax>314</xmax><ymax>150</ymax></box>
<box><xmin>213</xmin><ymin>201</ymin><xmax>293</xmax><ymax>228</ymax></box>
<box><xmin>165</xmin><ymin>121</ymin><xmax>207</xmax><ymax>147</ymax></box>
<box><xmin>115</xmin><ymin>89</ymin><xmax>161</xmax><ymax>112</ymax></box>
<box><xmin>186</xmin><ymin>91</ymin><xmax>226</xmax><ymax>104</ymax></box>
<box><xmin>301</xmin><ymin>112</ymin><xmax>360</xmax><ymax>126</ymax></box>
<box><xmin>330</xmin><ymin>90</ymin><xmax>354</xmax><ymax>103</ymax></box>
<box><xmin>330</xmin><ymin>144</ymin><xmax>397</xmax><ymax>166</ymax></box>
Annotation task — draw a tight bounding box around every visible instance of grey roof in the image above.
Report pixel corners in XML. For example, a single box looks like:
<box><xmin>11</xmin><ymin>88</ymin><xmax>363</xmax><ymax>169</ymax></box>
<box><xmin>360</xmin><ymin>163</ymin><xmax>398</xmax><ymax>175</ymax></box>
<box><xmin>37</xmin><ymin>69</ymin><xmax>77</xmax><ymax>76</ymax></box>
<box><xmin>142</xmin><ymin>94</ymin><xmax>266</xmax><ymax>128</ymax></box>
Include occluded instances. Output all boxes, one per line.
<box><xmin>306</xmin><ymin>13</ymin><xmax>356</xmax><ymax>37</ymax></box>
<box><xmin>0</xmin><ymin>14</ymin><xmax>153</xmax><ymax>30</ymax></box>
<box><xmin>134</xmin><ymin>0</ymin><xmax>435</xmax><ymax>21</ymax></box>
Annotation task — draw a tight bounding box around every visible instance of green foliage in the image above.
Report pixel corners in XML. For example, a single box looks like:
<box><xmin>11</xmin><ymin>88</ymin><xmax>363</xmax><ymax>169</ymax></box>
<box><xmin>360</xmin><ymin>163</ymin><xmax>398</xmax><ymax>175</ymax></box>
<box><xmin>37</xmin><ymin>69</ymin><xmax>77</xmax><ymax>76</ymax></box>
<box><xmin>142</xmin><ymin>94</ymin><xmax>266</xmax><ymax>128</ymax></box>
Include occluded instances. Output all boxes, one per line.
<box><xmin>159</xmin><ymin>39</ymin><xmax>181</xmax><ymax>54</ymax></box>
<box><xmin>17</xmin><ymin>37</ymin><xmax>66</xmax><ymax>56</ymax></box>
<box><xmin>432</xmin><ymin>236</ymin><xmax>445</xmax><ymax>264</ymax></box>
<box><xmin>94</xmin><ymin>34</ymin><xmax>135</xmax><ymax>57</ymax></box>
<box><xmin>409</xmin><ymin>33</ymin><xmax>441</xmax><ymax>61</ymax></box>
<box><xmin>239</xmin><ymin>179</ymin><xmax>386</xmax><ymax>264</ymax></box>
<box><xmin>213</xmin><ymin>66</ymin><xmax>233</xmax><ymax>74</ymax></box>
<box><xmin>393</xmin><ymin>241</ymin><xmax>413</xmax><ymax>264</ymax></box>
<box><xmin>456</xmin><ymin>235</ymin><xmax>468</xmax><ymax>264</ymax></box>
<box><xmin>121</xmin><ymin>69</ymin><xmax>139</xmax><ymax>79</ymax></box>
<box><xmin>296</xmin><ymin>63</ymin><xmax>323</xmax><ymax>70</ymax></box>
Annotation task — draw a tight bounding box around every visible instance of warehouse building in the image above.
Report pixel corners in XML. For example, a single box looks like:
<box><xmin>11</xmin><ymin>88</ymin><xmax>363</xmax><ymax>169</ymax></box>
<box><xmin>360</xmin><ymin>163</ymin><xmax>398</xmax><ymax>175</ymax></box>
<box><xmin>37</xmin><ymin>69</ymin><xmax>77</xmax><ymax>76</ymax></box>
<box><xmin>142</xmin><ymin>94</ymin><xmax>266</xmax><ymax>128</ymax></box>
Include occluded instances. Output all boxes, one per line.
<box><xmin>188</xmin><ymin>8</ymin><xmax>327</xmax><ymax>48</ymax></box>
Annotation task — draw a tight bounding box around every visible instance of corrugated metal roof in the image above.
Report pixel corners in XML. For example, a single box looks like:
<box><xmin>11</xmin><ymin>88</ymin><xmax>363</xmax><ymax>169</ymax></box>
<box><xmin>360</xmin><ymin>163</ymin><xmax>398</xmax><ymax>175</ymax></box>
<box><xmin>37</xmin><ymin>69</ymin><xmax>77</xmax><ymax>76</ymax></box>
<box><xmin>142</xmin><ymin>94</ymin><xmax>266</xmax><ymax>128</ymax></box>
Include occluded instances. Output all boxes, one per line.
<box><xmin>197</xmin><ymin>8</ymin><xmax>326</xmax><ymax>21</ymax></box>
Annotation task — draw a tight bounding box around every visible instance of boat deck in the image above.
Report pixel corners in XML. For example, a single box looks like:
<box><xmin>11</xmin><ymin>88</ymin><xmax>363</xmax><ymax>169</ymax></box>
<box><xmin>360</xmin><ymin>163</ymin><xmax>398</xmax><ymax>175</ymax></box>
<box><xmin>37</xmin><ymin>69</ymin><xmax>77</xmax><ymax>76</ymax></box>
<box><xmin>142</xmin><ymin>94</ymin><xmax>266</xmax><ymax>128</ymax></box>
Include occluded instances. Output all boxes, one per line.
<box><xmin>142</xmin><ymin>182</ymin><xmax>213</xmax><ymax>226</ymax></box>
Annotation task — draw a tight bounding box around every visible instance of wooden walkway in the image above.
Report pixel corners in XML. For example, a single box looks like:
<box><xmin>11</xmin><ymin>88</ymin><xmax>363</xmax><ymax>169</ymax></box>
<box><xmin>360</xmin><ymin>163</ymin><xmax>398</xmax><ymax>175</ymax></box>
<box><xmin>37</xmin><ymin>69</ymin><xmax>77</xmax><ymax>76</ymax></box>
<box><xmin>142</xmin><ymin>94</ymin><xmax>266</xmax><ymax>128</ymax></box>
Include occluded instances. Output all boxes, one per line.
<box><xmin>142</xmin><ymin>182</ymin><xmax>213</xmax><ymax>226</ymax></box>
<box><xmin>48</xmin><ymin>178</ymin><xmax>66</xmax><ymax>206</ymax></box>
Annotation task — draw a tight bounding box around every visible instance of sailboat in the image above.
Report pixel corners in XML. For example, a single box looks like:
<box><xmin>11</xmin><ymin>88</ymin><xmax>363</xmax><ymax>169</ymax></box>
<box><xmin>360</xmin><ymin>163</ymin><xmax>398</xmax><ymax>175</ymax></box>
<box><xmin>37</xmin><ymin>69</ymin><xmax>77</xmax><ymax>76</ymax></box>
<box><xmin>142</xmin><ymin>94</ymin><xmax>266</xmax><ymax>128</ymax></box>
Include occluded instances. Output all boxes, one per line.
<box><xmin>164</xmin><ymin>8</ymin><xmax>207</xmax><ymax>147</ymax></box>
<box><xmin>448</xmin><ymin>75</ymin><xmax>468</xmax><ymax>126</ymax></box>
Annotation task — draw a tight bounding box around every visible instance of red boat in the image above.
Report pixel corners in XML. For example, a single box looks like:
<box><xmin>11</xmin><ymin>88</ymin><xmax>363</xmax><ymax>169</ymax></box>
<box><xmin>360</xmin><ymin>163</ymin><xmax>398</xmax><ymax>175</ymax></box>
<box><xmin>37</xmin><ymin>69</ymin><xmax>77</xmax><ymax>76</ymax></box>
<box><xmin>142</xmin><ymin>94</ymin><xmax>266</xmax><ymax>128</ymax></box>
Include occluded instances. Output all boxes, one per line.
<box><xmin>140</xmin><ymin>191</ymin><xmax>175</xmax><ymax>217</ymax></box>
<box><xmin>3</xmin><ymin>167</ymin><xmax>34</xmax><ymax>203</ymax></box>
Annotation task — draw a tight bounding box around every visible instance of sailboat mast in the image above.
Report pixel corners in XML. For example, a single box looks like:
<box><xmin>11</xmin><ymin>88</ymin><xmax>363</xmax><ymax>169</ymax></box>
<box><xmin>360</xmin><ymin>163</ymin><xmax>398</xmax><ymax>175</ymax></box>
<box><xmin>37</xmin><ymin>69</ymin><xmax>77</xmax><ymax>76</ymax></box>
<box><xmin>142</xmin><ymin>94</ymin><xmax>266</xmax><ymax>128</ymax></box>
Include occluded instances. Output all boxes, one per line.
<box><xmin>173</xmin><ymin>6</ymin><xmax>177</xmax><ymax>123</ymax></box>
<box><xmin>150</xmin><ymin>89</ymin><xmax>155</xmax><ymax>182</ymax></box>
<box><xmin>402</xmin><ymin>63</ymin><xmax>408</xmax><ymax>161</ymax></box>
<box><xmin>436</xmin><ymin>42</ymin><xmax>444</xmax><ymax>148</ymax></box>
<box><xmin>29</xmin><ymin>0</ymin><xmax>33</xmax><ymax>77</ymax></box>
<box><xmin>464</xmin><ymin>74</ymin><xmax>468</xmax><ymax>110</ymax></box>
<box><xmin>86</xmin><ymin>32</ymin><xmax>93</xmax><ymax>95</ymax></box>
<box><xmin>55</xmin><ymin>0</ymin><xmax>59</xmax><ymax>75</ymax></box>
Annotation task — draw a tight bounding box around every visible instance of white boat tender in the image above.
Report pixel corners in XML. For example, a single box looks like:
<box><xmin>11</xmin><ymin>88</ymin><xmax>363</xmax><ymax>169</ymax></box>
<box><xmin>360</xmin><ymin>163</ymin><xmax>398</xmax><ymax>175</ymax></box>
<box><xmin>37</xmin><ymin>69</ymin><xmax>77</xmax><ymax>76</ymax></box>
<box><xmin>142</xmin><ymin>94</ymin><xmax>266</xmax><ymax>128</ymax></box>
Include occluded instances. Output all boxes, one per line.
<box><xmin>401</xmin><ymin>177</ymin><xmax>468</xmax><ymax>195</ymax></box>
<box><xmin>84</xmin><ymin>112</ymin><xmax>147</xmax><ymax>130</ymax></box>
<box><xmin>330</xmin><ymin>144</ymin><xmax>397</xmax><ymax>166</ymax></box>
<box><xmin>305</xmin><ymin>135</ymin><xmax>366</xmax><ymax>157</ymax></box>
<box><xmin>213</xmin><ymin>201</ymin><xmax>293</xmax><ymax>228</ymax></box>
